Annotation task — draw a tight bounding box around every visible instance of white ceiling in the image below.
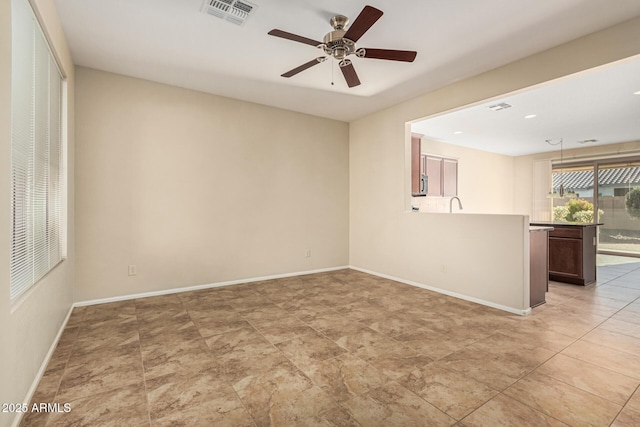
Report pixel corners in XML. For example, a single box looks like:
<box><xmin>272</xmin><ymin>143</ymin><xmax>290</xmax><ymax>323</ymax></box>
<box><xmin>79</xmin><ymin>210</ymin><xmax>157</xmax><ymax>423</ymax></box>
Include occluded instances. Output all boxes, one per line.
<box><xmin>54</xmin><ymin>0</ymin><xmax>640</xmax><ymax>123</ymax></box>
<box><xmin>412</xmin><ymin>56</ymin><xmax>640</xmax><ymax>156</ymax></box>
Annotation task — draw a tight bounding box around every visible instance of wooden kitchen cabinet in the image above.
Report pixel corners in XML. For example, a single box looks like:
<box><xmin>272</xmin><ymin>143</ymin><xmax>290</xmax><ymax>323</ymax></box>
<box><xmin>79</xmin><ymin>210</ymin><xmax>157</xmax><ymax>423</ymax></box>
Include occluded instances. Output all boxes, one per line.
<box><xmin>531</xmin><ymin>223</ymin><xmax>601</xmax><ymax>285</ymax></box>
<box><xmin>411</xmin><ymin>134</ymin><xmax>424</xmax><ymax>196</ymax></box>
<box><xmin>530</xmin><ymin>227</ymin><xmax>551</xmax><ymax>308</ymax></box>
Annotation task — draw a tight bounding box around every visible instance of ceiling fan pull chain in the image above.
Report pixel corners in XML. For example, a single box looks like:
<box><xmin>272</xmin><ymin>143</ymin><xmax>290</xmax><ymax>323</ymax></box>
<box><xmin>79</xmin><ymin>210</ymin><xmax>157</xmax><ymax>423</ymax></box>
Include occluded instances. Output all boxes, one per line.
<box><xmin>331</xmin><ymin>60</ymin><xmax>335</xmax><ymax>86</ymax></box>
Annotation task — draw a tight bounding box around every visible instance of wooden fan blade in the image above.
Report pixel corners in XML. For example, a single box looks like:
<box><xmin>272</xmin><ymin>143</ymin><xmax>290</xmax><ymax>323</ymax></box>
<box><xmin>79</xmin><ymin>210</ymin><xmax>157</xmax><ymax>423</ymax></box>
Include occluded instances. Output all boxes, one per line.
<box><xmin>343</xmin><ymin>5</ymin><xmax>383</xmax><ymax>42</ymax></box>
<box><xmin>340</xmin><ymin>62</ymin><xmax>361</xmax><ymax>88</ymax></box>
<box><xmin>268</xmin><ymin>29</ymin><xmax>322</xmax><ymax>47</ymax></box>
<box><xmin>281</xmin><ymin>57</ymin><xmax>325</xmax><ymax>78</ymax></box>
<box><xmin>360</xmin><ymin>48</ymin><xmax>417</xmax><ymax>62</ymax></box>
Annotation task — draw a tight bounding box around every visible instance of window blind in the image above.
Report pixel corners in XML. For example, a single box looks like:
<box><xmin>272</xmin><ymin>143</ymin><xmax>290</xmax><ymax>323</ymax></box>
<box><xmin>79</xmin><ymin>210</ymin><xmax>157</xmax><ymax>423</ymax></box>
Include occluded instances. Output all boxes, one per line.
<box><xmin>10</xmin><ymin>0</ymin><xmax>64</xmax><ymax>301</ymax></box>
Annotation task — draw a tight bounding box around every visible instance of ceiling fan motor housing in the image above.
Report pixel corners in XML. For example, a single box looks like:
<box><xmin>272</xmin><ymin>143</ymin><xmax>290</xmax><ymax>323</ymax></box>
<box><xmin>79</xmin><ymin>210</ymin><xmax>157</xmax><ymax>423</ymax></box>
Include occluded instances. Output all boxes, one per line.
<box><xmin>322</xmin><ymin>30</ymin><xmax>355</xmax><ymax>60</ymax></box>
<box><xmin>322</xmin><ymin>15</ymin><xmax>356</xmax><ymax>60</ymax></box>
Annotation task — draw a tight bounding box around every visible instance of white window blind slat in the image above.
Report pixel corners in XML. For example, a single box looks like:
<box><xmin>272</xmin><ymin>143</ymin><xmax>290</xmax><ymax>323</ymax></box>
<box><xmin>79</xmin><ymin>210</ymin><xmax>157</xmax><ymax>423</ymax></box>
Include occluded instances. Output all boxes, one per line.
<box><xmin>48</xmin><ymin>57</ymin><xmax>62</xmax><ymax>265</ymax></box>
<box><xmin>33</xmin><ymin>31</ymin><xmax>50</xmax><ymax>282</ymax></box>
<box><xmin>10</xmin><ymin>0</ymin><xmax>64</xmax><ymax>301</ymax></box>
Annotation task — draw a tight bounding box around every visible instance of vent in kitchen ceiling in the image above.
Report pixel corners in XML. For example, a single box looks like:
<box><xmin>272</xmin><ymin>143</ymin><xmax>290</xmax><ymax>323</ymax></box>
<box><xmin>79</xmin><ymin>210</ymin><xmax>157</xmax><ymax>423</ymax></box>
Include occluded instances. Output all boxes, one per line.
<box><xmin>488</xmin><ymin>102</ymin><xmax>512</xmax><ymax>111</ymax></box>
<box><xmin>201</xmin><ymin>0</ymin><xmax>257</xmax><ymax>26</ymax></box>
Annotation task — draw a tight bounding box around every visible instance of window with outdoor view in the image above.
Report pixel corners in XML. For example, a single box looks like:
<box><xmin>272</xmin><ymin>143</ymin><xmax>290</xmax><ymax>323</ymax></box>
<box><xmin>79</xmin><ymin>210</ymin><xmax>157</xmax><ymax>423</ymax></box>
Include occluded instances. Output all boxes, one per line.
<box><xmin>551</xmin><ymin>159</ymin><xmax>640</xmax><ymax>257</ymax></box>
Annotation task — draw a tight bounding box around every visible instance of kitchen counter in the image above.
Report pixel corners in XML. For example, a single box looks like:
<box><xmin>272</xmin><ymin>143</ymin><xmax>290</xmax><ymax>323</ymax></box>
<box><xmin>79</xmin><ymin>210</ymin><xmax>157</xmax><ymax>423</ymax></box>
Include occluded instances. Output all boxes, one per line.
<box><xmin>530</xmin><ymin>222</ymin><xmax>602</xmax><ymax>228</ymax></box>
<box><xmin>530</xmin><ymin>226</ymin><xmax>554</xmax><ymax>232</ymax></box>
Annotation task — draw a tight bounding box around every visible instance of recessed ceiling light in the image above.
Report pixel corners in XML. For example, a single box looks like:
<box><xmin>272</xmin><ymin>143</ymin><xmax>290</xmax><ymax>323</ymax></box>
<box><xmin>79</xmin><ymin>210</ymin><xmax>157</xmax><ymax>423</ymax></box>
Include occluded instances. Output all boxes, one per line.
<box><xmin>524</xmin><ymin>114</ymin><xmax>537</xmax><ymax>119</ymax></box>
<box><xmin>453</xmin><ymin>131</ymin><xmax>463</xmax><ymax>135</ymax></box>
<box><xmin>634</xmin><ymin>90</ymin><xmax>640</xmax><ymax>95</ymax></box>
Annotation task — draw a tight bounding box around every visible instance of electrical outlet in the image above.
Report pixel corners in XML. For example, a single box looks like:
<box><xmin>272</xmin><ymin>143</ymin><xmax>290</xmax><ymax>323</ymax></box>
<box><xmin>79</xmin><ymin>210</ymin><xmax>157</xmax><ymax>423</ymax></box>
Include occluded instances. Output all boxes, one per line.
<box><xmin>305</xmin><ymin>249</ymin><xmax>311</xmax><ymax>258</ymax></box>
<box><xmin>128</xmin><ymin>265</ymin><xmax>137</xmax><ymax>276</ymax></box>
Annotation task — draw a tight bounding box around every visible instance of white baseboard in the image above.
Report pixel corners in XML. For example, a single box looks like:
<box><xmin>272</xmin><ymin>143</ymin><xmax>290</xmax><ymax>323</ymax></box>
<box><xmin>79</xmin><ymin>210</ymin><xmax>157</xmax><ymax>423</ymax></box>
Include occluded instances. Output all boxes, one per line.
<box><xmin>349</xmin><ymin>265</ymin><xmax>531</xmax><ymax>316</ymax></box>
<box><xmin>12</xmin><ymin>305</ymin><xmax>74</xmax><ymax>427</ymax></box>
<box><xmin>74</xmin><ymin>266</ymin><xmax>350</xmax><ymax>307</ymax></box>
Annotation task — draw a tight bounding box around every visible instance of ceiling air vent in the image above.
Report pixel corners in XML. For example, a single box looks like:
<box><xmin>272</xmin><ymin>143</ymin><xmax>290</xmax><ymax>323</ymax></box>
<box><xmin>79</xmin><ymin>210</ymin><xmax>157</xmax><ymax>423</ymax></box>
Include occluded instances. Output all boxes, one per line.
<box><xmin>202</xmin><ymin>0</ymin><xmax>257</xmax><ymax>26</ymax></box>
<box><xmin>488</xmin><ymin>102</ymin><xmax>512</xmax><ymax>111</ymax></box>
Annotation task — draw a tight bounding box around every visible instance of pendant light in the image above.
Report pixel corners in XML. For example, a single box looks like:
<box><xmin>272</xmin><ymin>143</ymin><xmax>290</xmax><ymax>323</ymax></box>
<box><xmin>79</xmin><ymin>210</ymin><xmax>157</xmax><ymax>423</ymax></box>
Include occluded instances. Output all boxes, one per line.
<box><xmin>547</xmin><ymin>138</ymin><xmax>577</xmax><ymax>199</ymax></box>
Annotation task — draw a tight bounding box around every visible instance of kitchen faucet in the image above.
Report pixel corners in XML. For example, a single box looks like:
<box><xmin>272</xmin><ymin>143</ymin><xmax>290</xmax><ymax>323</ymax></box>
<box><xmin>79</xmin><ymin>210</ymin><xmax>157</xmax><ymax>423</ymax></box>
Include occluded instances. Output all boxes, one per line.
<box><xmin>449</xmin><ymin>196</ymin><xmax>463</xmax><ymax>213</ymax></box>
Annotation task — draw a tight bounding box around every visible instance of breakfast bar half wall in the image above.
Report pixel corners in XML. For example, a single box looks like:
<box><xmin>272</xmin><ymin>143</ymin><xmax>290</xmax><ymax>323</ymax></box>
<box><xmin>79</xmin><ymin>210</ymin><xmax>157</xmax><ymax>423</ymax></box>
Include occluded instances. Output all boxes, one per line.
<box><xmin>350</xmin><ymin>212</ymin><xmax>533</xmax><ymax>315</ymax></box>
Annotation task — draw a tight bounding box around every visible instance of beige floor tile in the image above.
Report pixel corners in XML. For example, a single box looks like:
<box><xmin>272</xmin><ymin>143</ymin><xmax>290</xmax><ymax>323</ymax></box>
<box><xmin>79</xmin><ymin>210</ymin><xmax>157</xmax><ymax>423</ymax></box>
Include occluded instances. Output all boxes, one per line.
<box><xmin>503</xmin><ymin>371</ymin><xmax>622</xmax><ymax>426</ymax></box>
<box><xmin>19</xmin><ymin>410</ymin><xmax>51</xmax><ymax>427</ymax></box>
<box><xmin>599</xmin><ymin>317</ymin><xmax>640</xmax><ymax>339</ymax></box>
<box><xmin>137</xmin><ymin>313</ymin><xmax>201</xmax><ymax>342</ymax></box>
<box><xmin>561</xmin><ymin>339</ymin><xmax>640</xmax><ymax>379</ymax></box>
<box><xmin>298</xmin><ymin>352</ymin><xmax>388</xmax><ymax>401</ymax></box>
<box><xmin>204</xmin><ymin>324</ymin><xmax>274</xmax><ymax>357</ymax></box>
<box><xmin>582</xmin><ymin>327</ymin><xmax>640</xmax><ymax>356</ymax></box>
<box><xmin>64</xmin><ymin>307</ymin><xmax>87</xmax><ymax>329</ymax></box>
<box><xmin>364</xmin><ymin>312</ymin><xmax>431</xmax><ymax>337</ymax></box>
<box><xmin>82</xmin><ymin>301</ymin><xmax>137</xmax><ymax>324</ymax></box>
<box><xmin>440</xmin><ymin>341</ymin><xmax>554</xmax><ymax>391</ymax></box>
<box><xmin>535</xmin><ymin>353</ymin><xmax>639</xmax><ymax>405</ymax></box>
<box><xmin>461</xmin><ymin>393</ymin><xmax>569</xmax><ymax>427</ymax></box>
<box><xmin>612</xmin><ymin>407</ymin><xmax>640</xmax><ymax>427</ymax></box>
<box><xmin>401</xmin><ymin>362</ymin><xmax>499</xmax><ymax>420</ymax></box>
<box><xmin>495</xmin><ymin>326</ymin><xmax>576</xmax><ymax>353</ymax></box>
<box><xmin>47</xmin><ymin>383</ymin><xmax>149</xmax><ymax>427</ymax></box>
<box><xmin>342</xmin><ymin>381</ymin><xmax>455</xmax><ymax>427</ymax></box>
<box><xmin>282</xmin><ymin>304</ymin><xmax>338</xmax><ymax>323</ymax></box>
<box><xmin>236</xmin><ymin>304</ymin><xmax>292</xmax><ymax>322</ymax></box>
<box><xmin>301</xmin><ymin>311</ymin><xmax>358</xmax><ymax>334</ymax></box>
<box><xmin>56</xmin><ymin>352</ymin><xmax>144</xmax><ymax>402</ymax></box>
<box><xmin>613</xmin><ymin>308</ymin><xmax>640</xmax><ymax>325</ymax></box>
<box><xmin>68</xmin><ymin>335</ymin><xmax>141</xmax><ymax>370</ymax></box>
<box><xmin>365</xmin><ymin>350</ymin><xmax>434</xmax><ymax>381</ymax></box>
<box><xmin>141</xmin><ymin>337</ymin><xmax>213</xmax><ymax>380</ymax></box>
<box><xmin>627</xmin><ymin>387</ymin><xmax>640</xmax><ymax>411</ymax></box>
<box><xmin>147</xmin><ymin>369</ymin><xmax>251</xmax><ymax>427</ymax></box>
<box><xmin>184</xmin><ymin>304</ymin><xmax>238</xmax><ymax>321</ymax></box>
<box><xmin>275</xmin><ymin>330</ymin><xmax>347</xmax><ymax>367</ymax></box>
<box><xmin>404</xmin><ymin>339</ymin><xmax>469</xmax><ymax>361</ymax></box>
<box><xmin>250</xmin><ymin>316</ymin><xmax>317</xmax><ymax>344</ymax></box>
<box><xmin>233</xmin><ymin>360</ymin><xmax>355</xmax><ymax>426</ymax></box>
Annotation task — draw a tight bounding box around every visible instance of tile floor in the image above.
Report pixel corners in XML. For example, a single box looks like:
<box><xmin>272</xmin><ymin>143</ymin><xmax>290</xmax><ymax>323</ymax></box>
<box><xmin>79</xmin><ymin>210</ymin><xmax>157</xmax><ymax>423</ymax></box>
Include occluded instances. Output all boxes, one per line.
<box><xmin>20</xmin><ymin>261</ymin><xmax>640</xmax><ymax>426</ymax></box>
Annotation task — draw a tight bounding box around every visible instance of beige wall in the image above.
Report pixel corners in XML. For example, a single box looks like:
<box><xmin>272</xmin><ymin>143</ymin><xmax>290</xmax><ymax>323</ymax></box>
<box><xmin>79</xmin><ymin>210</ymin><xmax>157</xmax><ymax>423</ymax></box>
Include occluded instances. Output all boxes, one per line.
<box><xmin>415</xmin><ymin>138</ymin><xmax>515</xmax><ymax>214</ymax></box>
<box><xmin>74</xmin><ymin>67</ymin><xmax>349</xmax><ymax>302</ymax></box>
<box><xmin>350</xmin><ymin>16</ymin><xmax>640</xmax><ymax>312</ymax></box>
<box><xmin>0</xmin><ymin>1</ymin><xmax>75</xmax><ymax>426</ymax></box>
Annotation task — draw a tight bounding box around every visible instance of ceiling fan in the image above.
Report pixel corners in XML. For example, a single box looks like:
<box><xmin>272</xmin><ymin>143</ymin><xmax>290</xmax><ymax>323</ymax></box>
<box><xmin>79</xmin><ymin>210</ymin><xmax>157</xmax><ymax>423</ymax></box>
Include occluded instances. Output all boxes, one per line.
<box><xmin>268</xmin><ymin>5</ymin><xmax>417</xmax><ymax>88</ymax></box>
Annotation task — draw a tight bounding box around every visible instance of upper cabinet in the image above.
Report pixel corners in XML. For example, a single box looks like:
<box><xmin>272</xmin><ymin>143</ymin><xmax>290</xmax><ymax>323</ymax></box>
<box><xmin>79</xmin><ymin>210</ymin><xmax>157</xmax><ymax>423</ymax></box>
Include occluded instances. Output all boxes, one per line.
<box><xmin>443</xmin><ymin>158</ymin><xmax>458</xmax><ymax>197</ymax></box>
<box><xmin>424</xmin><ymin>154</ymin><xmax>458</xmax><ymax>197</ymax></box>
